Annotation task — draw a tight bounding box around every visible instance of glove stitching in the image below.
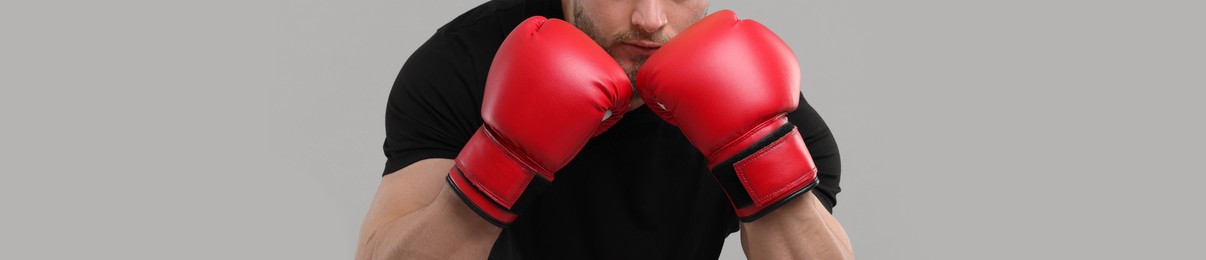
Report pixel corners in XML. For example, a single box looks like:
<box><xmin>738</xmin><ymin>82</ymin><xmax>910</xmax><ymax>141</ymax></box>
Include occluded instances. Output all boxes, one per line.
<box><xmin>709</xmin><ymin>116</ymin><xmax>783</xmax><ymax>162</ymax></box>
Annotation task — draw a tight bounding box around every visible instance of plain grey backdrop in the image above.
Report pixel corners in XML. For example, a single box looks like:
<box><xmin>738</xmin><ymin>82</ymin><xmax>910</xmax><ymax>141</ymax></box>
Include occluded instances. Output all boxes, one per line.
<box><xmin>3</xmin><ymin>0</ymin><xmax>1203</xmax><ymax>259</ymax></box>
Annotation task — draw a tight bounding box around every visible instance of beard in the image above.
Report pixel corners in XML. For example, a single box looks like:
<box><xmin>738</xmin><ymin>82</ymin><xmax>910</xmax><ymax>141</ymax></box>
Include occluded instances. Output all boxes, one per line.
<box><xmin>571</xmin><ymin>3</ymin><xmax>667</xmax><ymax>86</ymax></box>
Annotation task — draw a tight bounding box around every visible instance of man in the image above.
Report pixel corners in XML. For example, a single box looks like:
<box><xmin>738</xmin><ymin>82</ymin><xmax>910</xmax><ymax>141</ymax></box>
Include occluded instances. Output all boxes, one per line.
<box><xmin>356</xmin><ymin>0</ymin><xmax>852</xmax><ymax>259</ymax></box>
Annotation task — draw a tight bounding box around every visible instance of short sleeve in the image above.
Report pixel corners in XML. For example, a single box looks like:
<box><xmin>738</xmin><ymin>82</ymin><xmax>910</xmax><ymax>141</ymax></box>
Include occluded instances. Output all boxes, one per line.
<box><xmin>382</xmin><ymin>34</ymin><xmax>486</xmax><ymax>175</ymax></box>
<box><xmin>787</xmin><ymin>94</ymin><xmax>842</xmax><ymax>212</ymax></box>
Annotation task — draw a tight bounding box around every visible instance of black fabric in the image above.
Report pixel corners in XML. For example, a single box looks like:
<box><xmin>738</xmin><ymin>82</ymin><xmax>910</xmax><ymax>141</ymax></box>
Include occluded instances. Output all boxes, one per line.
<box><xmin>382</xmin><ymin>0</ymin><xmax>842</xmax><ymax>258</ymax></box>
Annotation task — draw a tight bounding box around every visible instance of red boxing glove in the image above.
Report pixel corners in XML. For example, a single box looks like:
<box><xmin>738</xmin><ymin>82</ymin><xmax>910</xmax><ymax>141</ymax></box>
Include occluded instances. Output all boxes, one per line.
<box><xmin>636</xmin><ymin>10</ymin><xmax>818</xmax><ymax>222</ymax></box>
<box><xmin>446</xmin><ymin>16</ymin><xmax>632</xmax><ymax>226</ymax></box>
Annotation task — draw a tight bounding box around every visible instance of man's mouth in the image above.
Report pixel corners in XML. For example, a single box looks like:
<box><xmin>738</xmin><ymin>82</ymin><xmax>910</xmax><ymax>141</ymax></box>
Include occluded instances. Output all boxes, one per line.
<box><xmin>621</xmin><ymin>40</ymin><xmax>662</xmax><ymax>56</ymax></box>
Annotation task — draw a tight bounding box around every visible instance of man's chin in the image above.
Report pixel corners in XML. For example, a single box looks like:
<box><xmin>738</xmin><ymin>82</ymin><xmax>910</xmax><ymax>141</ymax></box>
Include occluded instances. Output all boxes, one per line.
<box><xmin>618</xmin><ymin>57</ymin><xmax>648</xmax><ymax>79</ymax></box>
<box><xmin>622</xmin><ymin>62</ymin><xmax>647</xmax><ymax>112</ymax></box>
<box><xmin>627</xmin><ymin>96</ymin><xmax>645</xmax><ymax>112</ymax></box>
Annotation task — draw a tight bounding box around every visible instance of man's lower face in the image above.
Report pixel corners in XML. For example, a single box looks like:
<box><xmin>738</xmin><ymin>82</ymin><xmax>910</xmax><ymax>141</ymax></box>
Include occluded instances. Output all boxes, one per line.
<box><xmin>571</xmin><ymin>5</ymin><xmax>670</xmax><ymax>83</ymax></box>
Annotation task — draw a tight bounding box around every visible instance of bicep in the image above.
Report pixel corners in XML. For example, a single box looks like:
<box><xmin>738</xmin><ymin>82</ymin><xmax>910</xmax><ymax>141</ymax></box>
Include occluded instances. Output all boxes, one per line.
<box><xmin>382</xmin><ymin>33</ymin><xmax>482</xmax><ymax>176</ymax></box>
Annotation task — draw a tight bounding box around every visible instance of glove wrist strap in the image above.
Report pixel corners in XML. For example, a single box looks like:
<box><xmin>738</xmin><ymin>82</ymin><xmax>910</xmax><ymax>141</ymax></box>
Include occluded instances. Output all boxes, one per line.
<box><xmin>446</xmin><ymin>127</ymin><xmax>551</xmax><ymax>227</ymax></box>
<box><xmin>710</xmin><ymin>120</ymin><xmax>819</xmax><ymax>222</ymax></box>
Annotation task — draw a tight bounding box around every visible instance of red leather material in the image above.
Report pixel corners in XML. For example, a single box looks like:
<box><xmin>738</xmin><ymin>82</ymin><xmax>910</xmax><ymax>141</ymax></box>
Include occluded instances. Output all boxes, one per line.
<box><xmin>447</xmin><ymin>16</ymin><xmax>632</xmax><ymax>226</ymax></box>
<box><xmin>636</xmin><ymin>10</ymin><xmax>817</xmax><ymax>221</ymax></box>
<box><xmin>733</xmin><ymin>128</ymin><xmax>817</xmax><ymax>210</ymax></box>
<box><xmin>482</xmin><ymin>17</ymin><xmax>632</xmax><ymax>179</ymax></box>
<box><xmin>455</xmin><ymin>127</ymin><xmax>536</xmax><ymax>209</ymax></box>
<box><xmin>707</xmin><ymin>116</ymin><xmax>790</xmax><ymax>168</ymax></box>
<box><xmin>636</xmin><ymin>10</ymin><xmax>800</xmax><ymax>157</ymax></box>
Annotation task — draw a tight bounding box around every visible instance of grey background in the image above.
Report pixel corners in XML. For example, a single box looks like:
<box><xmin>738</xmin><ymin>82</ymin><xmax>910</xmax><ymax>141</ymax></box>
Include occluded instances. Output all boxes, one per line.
<box><xmin>2</xmin><ymin>0</ymin><xmax>1203</xmax><ymax>259</ymax></box>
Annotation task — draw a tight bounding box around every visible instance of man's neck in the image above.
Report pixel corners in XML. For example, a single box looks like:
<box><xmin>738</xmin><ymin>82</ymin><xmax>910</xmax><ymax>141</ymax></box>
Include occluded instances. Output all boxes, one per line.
<box><xmin>560</xmin><ymin>0</ymin><xmax>574</xmax><ymax>24</ymax></box>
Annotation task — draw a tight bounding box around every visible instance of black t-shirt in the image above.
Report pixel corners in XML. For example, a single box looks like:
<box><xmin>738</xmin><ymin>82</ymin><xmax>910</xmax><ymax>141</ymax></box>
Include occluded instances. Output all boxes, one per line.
<box><xmin>382</xmin><ymin>0</ymin><xmax>842</xmax><ymax>259</ymax></box>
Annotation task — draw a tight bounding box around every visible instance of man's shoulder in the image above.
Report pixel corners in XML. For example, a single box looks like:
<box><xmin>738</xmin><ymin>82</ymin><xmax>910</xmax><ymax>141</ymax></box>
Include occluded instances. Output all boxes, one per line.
<box><xmin>434</xmin><ymin>0</ymin><xmax>558</xmax><ymax>39</ymax></box>
<box><xmin>412</xmin><ymin>0</ymin><xmax>558</xmax><ymax>66</ymax></box>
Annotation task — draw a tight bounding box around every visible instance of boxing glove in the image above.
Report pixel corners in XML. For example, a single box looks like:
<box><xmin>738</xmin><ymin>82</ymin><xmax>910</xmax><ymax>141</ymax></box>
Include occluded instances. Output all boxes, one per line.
<box><xmin>635</xmin><ymin>10</ymin><xmax>818</xmax><ymax>222</ymax></box>
<box><xmin>446</xmin><ymin>16</ymin><xmax>632</xmax><ymax>227</ymax></box>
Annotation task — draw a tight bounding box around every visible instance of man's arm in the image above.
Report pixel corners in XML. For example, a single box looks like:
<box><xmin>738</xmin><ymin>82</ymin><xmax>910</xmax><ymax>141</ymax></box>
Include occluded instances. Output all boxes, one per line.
<box><xmin>354</xmin><ymin>159</ymin><xmax>500</xmax><ymax>260</ymax></box>
<box><xmin>740</xmin><ymin>191</ymin><xmax>854</xmax><ymax>260</ymax></box>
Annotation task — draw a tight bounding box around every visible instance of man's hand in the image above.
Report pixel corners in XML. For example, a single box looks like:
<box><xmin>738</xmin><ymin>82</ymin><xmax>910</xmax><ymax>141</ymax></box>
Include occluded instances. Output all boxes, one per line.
<box><xmin>636</xmin><ymin>9</ymin><xmax>817</xmax><ymax>222</ymax></box>
<box><xmin>357</xmin><ymin>16</ymin><xmax>632</xmax><ymax>259</ymax></box>
<box><xmin>445</xmin><ymin>16</ymin><xmax>633</xmax><ymax>226</ymax></box>
<box><xmin>636</xmin><ymin>10</ymin><xmax>853</xmax><ymax>258</ymax></box>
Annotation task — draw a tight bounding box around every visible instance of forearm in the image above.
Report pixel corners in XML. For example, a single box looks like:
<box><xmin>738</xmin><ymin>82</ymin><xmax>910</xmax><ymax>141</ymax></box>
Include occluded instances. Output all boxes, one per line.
<box><xmin>357</xmin><ymin>187</ymin><xmax>501</xmax><ymax>260</ymax></box>
<box><xmin>741</xmin><ymin>191</ymin><xmax>854</xmax><ymax>260</ymax></box>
